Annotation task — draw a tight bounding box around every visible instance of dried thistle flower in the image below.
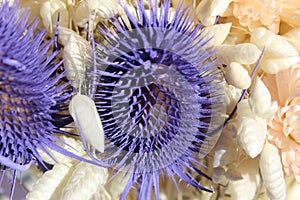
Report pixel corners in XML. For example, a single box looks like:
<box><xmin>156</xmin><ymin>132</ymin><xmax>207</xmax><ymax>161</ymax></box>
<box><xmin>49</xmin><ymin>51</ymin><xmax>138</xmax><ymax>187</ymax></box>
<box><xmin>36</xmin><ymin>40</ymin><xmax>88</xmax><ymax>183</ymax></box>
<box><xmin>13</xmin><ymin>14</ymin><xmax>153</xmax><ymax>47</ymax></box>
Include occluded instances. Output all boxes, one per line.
<box><xmin>85</xmin><ymin>0</ymin><xmax>226</xmax><ymax>199</ymax></box>
<box><xmin>0</xmin><ymin>1</ymin><xmax>86</xmax><ymax>197</ymax></box>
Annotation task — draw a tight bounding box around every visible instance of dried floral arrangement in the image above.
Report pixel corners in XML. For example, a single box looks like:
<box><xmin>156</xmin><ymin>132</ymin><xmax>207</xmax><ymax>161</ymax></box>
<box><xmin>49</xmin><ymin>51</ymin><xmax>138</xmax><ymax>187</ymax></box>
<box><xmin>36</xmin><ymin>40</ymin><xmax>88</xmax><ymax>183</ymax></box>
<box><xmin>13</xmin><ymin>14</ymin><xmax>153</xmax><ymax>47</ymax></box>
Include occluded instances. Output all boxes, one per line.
<box><xmin>1</xmin><ymin>0</ymin><xmax>300</xmax><ymax>200</ymax></box>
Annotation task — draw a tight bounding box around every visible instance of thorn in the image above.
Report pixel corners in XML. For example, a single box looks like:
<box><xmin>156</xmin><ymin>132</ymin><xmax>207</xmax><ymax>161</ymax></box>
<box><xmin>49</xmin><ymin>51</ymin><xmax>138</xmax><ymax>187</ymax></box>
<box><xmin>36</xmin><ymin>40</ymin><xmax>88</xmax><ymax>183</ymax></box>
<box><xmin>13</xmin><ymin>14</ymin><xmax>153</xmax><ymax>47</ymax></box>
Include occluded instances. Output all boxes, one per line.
<box><xmin>53</xmin><ymin>13</ymin><xmax>60</xmax><ymax>53</ymax></box>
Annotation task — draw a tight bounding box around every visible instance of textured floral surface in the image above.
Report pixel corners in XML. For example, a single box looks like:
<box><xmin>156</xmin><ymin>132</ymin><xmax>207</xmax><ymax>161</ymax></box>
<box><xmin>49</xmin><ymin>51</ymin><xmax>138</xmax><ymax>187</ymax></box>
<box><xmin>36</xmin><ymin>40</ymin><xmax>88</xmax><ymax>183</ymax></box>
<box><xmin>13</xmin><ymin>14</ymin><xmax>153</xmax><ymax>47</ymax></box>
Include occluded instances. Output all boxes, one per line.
<box><xmin>263</xmin><ymin>66</ymin><xmax>300</xmax><ymax>182</ymax></box>
<box><xmin>0</xmin><ymin>1</ymin><xmax>84</xmax><ymax>198</ymax></box>
<box><xmin>2</xmin><ymin>0</ymin><xmax>300</xmax><ymax>199</ymax></box>
<box><xmin>87</xmin><ymin>1</ymin><xmax>226</xmax><ymax>199</ymax></box>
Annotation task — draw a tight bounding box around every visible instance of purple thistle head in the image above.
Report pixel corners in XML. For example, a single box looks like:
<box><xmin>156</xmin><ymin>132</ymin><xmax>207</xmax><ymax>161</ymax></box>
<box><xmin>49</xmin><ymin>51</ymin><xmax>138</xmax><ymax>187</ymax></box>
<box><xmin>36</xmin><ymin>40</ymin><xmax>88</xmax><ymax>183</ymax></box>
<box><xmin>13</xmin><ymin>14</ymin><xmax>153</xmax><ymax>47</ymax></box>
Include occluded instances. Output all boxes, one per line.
<box><xmin>86</xmin><ymin>0</ymin><xmax>226</xmax><ymax>199</ymax></box>
<box><xmin>0</xmin><ymin>1</ymin><xmax>86</xmax><ymax>196</ymax></box>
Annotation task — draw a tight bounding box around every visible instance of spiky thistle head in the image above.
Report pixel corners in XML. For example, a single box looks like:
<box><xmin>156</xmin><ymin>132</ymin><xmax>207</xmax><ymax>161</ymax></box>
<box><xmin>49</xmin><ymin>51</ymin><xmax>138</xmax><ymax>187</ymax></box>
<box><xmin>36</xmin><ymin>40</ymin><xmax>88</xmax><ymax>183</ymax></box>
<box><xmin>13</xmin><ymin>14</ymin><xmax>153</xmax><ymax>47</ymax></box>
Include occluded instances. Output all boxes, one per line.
<box><xmin>0</xmin><ymin>0</ymin><xmax>80</xmax><ymax>195</ymax></box>
<box><xmin>86</xmin><ymin>0</ymin><xmax>226</xmax><ymax>199</ymax></box>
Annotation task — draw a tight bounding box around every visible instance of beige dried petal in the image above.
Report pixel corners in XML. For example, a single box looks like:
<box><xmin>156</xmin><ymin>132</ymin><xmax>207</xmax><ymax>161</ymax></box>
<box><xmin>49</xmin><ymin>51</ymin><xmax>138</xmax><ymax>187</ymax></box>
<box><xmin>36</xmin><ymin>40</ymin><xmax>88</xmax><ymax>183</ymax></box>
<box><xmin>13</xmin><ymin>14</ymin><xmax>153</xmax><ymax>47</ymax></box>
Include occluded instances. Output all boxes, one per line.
<box><xmin>90</xmin><ymin>185</ymin><xmax>112</xmax><ymax>200</ymax></box>
<box><xmin>260</xmin><ymin>143</ymin><xmax>286</xmax><ymax>200</ymax></box>
<box><xmin>229</xmin><ymin>158</ymin><xmax>260</xmax><ymax>200</ymax></box>
<box><xmin>260</xmin><ymin>56</ymin><xmax>300</xmax><ymax>74</ymax></box>
<box><xmin>216</xmin><ymin>43</ymin><xmax>261</xmax><ymax>65</ymax></box>
<box><xmin>40</xmin><ymin>0</ymin><xmax>69</xmax><ymax>34</ymax></box>
<box><xmin>284</xmin><ymin>28</ymin><xmax>300</xmax><ymax>53</ymax></box>
<box><xmin>286</xmin><ymin>176</ymin><xmax>300</xmax><ymax>200</ymax></box>
<box><xmin>249</xmin><ymin>78</ymin><xmax>271</xmax><ymax>115</ymax></box>
<box><xmin>224</xmin><ymin>83</ymin><xmax>243</xmax><ymax>113</ymax></box>
<box><xmin>249</xmin><ymin>77</ymin><xmax>279</xmax><ymax>118</ymax></box>
<box><xmin>225</xmin><ymin>62</ymin><xmax>251</xmax><ymax>89</ymax></box>
<box><xmin>87</xmin><ymin>0</ymin><xmax>119</xmax><ymax>19</ymax></box>
<box><xmin>251</xmin><ymin>27</ymin><xmax>299</xmax><ymax>58</ymax></box>
<box><xmin>26</xmin><ymin>163</ymin><xmax>72</xmax><ymax>200</ymax></box>
<box><xmin>58</xmin><ymin>27</ymin><xmax>90</xmax><ymax>87</ymax></box>
<box><xmin>69</xmin><ymin>94</ymin><xmax>105</xmax><ymax>153</ymax></box>
<box><xmin>60</xmin><ymin>162</ymin><xmax>108</xmax><ymax>200</ymax></box>
<box><xmin>74</xmin><ymin>0</ymin><xmax>89</xmax><ymax>27</ymax></box>
<box><xmin>200</xmin><ymin>23</ymin><xmax>232</xmax><ymax>48</ymax></box>
<box><xmin>196</xmin><ymin>0</ymin><xmax>232</xmax><ymax>26</ymax></box>
<box><xmin>237</xmin><ymin>100</ymin><xmax>267</xmax><ymax>158</ymax></box>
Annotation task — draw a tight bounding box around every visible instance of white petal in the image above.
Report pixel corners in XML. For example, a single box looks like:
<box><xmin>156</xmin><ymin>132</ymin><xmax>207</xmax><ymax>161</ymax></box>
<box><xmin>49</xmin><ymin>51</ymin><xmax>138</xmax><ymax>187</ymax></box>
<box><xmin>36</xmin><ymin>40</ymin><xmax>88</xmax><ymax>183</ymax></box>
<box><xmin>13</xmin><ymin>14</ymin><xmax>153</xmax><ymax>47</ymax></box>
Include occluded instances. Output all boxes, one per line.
<box><xmin>87</xmin><ymin>0</ymin><xmax>118</xmax><ymax>19</ymax></box>
<box><xmin>58</xmin><ymin>27</ymin><xmax>90</xmax><ymax>87</ymax></box>
<box><xmin>60</xmin><ymin>162</ymin><xmax>108</xmax><ymax>200</ymax></box>
<box><xmin>26</xmin><ymin>163</ymin><xmax>72</xmax><ymax>200</ymax></box>
<box><xmin>260</xmin><ymin>143</ymin><xmax>286</xmax><ymax>200</ymax></box>
<box><xmin>225</xmin><ymin>62</ymin><xmax>251</xmax><ymax>89</ymax></box>
<box><xmin>286</xmin><ymin>176</ymin><xmax>300</xmax><ymax>200</ymax></box>
<box><xmin>229</xmin><ymin>158</ymin><xmax>260</xmax><ymax>200</ymax></box>
<box><xmin>196</xmin><ymin>0</ymin><xmax>232</xmax><ymax>26</ymax></box>
<box><xmin>237</xmin><ymin>100</ymin><xmax>267</xmax><ymax>158</ymax></box>
<box><xmin>40</xmin><ymin>0</ymin><xmax>69</xmax><ymax>34</ymax></box>
<box><xmin>216</xmin><ymin>43</ymin><xmax>261</xmax><ymax>65</ymax></box>
<box><xmin>251</xmin><ymin>27</ymin><xmax>299</xmax><ymax>58</ymax></box>
<box><xmin>248</xmin><ymin>77</ymin><xmax>272</xmax><ymax>117</ymax></box>
<box><xmin>200</xmin><ymin>23</ymin><xmax>232</xmax><ymax>47</ymax></box>
<box><xmin>260</xmin><ymin>56</ymin><xmax>300</xmax><ymax>74</ymax></box>
<box><xmin>69</xmin><ymin>94</ymin><xmax>105</xmax><ymax>153</ymax></box>
<box><xmin>284</xmin><ymin>28</ymin><xmax>300</xmax><ymax>53</ymax></box>
<box><xmin>224</xmin><ymin>83</ymin><xmax>243</xmax><ymax>113</ymax></box>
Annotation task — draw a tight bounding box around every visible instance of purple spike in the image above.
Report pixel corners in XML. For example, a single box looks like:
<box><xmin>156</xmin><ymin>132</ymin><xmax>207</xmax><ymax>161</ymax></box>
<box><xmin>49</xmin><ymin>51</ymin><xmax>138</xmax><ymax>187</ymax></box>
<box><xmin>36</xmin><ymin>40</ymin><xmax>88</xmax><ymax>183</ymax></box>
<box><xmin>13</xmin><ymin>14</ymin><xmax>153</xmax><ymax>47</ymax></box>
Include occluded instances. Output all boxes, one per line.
<box><xmin>86</xmin><ymin>0</ymin><xmax>226</xmax><ymax>199</ymax></box>
<box><xmin>0</xmin><ymin>1</ymin><xmax>95</xmax><ymax>198</ymax></box>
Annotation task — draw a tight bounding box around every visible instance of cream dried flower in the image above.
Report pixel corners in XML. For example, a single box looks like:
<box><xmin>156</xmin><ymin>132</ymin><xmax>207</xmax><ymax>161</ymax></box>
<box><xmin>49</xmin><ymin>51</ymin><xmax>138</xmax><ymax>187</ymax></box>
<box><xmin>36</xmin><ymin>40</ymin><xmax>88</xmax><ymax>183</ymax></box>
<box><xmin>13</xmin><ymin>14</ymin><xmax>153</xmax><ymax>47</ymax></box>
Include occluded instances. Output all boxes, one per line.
<box><xmin>263</xmin><ymin>65</ymin><xmax>300</xmax><ymax>182</ymax></box>
<box><xmin>228</xmin><ymin>0</ymin><xmax>300</xmax><ymax>33</ymax></box>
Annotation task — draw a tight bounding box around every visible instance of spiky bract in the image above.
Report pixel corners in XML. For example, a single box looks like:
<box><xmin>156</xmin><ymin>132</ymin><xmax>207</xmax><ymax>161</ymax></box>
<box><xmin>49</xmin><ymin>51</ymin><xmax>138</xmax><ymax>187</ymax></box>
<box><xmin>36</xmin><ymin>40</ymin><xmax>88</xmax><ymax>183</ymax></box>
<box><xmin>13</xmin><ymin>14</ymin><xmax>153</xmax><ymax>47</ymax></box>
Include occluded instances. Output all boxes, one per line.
<box><xmin>87</xmin><ymin>1</ymin><xmax>225</xmax><ymax>199</ymax></box>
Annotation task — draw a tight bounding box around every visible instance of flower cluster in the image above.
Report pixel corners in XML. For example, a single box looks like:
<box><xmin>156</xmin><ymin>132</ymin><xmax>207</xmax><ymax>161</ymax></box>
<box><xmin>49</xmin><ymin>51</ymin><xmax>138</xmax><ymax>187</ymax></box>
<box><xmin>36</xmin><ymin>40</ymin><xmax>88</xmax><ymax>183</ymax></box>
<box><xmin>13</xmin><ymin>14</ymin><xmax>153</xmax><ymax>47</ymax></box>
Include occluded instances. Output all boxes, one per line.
<box><xmin>1</xmin><ymin>0</ymin><xmax>300</xmax><ymax>200</ymax></box>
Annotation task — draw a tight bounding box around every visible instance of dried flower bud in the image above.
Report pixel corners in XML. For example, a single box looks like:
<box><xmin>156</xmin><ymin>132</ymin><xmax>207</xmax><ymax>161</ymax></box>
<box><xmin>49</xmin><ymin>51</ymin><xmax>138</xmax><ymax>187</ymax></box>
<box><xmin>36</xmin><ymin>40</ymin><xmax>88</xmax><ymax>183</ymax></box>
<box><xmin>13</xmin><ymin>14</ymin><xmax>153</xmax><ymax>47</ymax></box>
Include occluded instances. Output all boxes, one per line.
<box><xmin>196</xmin><ymin>0</ymin><xmax>232</xmax><ymax>26</ymax></box>
<box><xmin>237</xmin><ymin>100</ymin><xmax>267</xmax><ymax>158</ymax></box>
<box><xmin>249</xmin><ymin>77</ymin><xmax>279</xmax><ymax>118</ymax></box>
<box><xmin>251</xmin><ymin>27</ymin><xmax>299</xmax><ymax>57</ymax></box>
<box><xmin>216</xmin><ymin>43</ymin><xmax>261</xmax><ymax>65</ymax></box>
<box><xmin>40</xmin><ymin>0</ymin><xmax>69</xmax><ymax>34</ymax></box>
<box><xmin>260</xmin><ymin>143</ymin><xmax>286</xmax><ymax>200</ymax></box>
<box><xmin>225</xmin><ymin>62</ymin><xmax>251</xmax><ymax>89</ymax></box>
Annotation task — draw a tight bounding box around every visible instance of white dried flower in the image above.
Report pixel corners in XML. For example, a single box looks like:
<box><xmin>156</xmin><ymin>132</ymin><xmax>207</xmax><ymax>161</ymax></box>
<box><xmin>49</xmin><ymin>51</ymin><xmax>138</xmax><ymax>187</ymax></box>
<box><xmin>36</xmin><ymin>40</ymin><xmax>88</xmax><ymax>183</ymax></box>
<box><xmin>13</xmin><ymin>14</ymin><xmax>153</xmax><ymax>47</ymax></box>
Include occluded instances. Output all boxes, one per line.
<box><xmin>200</xmin><ymin>23</ymin><xmax>232</xmax><ymax>48</ymax></box>
<box><xmin>26</xmin><ymin>163</ymin><xmax>72</xmax><ymax>200</ymax></box>
<box><xmin>225</xmin><ymin>62</ymin><xmax>251</xmax><ymax>89</ymax></box>
<box><xmin>250</xmin><ymin>27</ymin><xmax>300</xmax><ymax>74</ymax></box>
<box><xmin>40</xmin><ymin>0</ymin><xmax>69</xmax><ymax>34</ymax></box>
<box><xmin>260</xmin><ymin>56</ymin><xmax>300</xmax><ymax>74</ymax></box>
<box><xmin>216</xmin><ymin>43</ymin><xmax>261</xmax><ymax>65</ymax></box>
<box><xmin>260</xmin><ymin>143</ymin><xmax>286</xmax><ymax>200</ymax></box>
<box><xmin>237</xmin><ymin>100</ymin><xmax>267</xmax><ymax>158</ymax></box>
<box><xmin>228</xmin><ymin>158</ymin><xmax>261</xmax><ymax>200</ymax></box>
<box><xmin>286</xmin><ymin>176</ymin><xmax>300</xmax><ymax>200</ymax></box>
<box><xmin>251</xmin><ymin>27</ymin><xmax>299</xmax><ymax>58</ymax></box>
<box><xmin>248</xmin><ymin>77</ymin><xmax>279</xmax><ymax>118</ymax></box>
<box><xmin>69</xmin><ymin>94</ymin><xmax>105</xmax><ymax>153</ymax></box>
<box><xmin>284</xmin><ymin>28</ymin><xmax>300</xmax><ymax>53</ymax></box>
<box><xmin>58</xmin><ymin>27</ymin><xmax>90</xmax><ymax>88</ymax></box>
<box><xmin>60</xmin><ymin>162</ymin><xmax>109</xmax><ymax>200</ymax></box>
<box><xmin>196</xmin><ymin>0</ymin><xmax>232</xmax><ymax>26</ymax></box>
<box><xmin>224</xmin><ymin>83</ymin><xmax>243</xmax><ymax>113</ymax></box>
